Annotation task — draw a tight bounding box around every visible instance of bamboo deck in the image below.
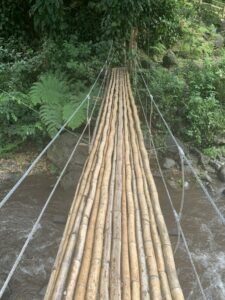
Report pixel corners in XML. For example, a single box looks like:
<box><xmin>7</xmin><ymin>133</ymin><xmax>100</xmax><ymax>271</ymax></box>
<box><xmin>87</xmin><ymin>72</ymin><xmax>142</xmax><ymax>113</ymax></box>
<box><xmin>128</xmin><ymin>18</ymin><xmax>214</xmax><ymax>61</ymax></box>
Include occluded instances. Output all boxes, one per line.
<box><xmin>44</xmin><ymin>68</ymin><xmax>184</xmax><ymax>300</ymax></box>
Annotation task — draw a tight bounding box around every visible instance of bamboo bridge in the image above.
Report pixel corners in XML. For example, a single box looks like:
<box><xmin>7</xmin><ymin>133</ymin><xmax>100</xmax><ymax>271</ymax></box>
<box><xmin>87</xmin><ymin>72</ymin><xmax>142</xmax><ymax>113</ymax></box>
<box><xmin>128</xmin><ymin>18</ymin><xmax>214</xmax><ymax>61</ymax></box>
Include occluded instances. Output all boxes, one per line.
<box><xmin>44</xmin><ymin>68</ymin><xmax>184</xmax><ymax>300</ymax></box>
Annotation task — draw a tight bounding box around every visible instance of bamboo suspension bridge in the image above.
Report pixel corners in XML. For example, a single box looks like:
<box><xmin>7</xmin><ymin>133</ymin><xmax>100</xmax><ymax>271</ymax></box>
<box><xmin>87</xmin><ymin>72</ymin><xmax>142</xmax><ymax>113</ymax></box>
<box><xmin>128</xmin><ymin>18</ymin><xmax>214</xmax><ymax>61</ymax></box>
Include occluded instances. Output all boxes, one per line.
<box><xmin>1</xmin><ymin>53</ymin><xmax>225</xmax><ymax>298</ymax></box>
<box><xmin>44</xmin><ymin>68</ymin><xmax>184</xmax><ymax>299</ymax></box>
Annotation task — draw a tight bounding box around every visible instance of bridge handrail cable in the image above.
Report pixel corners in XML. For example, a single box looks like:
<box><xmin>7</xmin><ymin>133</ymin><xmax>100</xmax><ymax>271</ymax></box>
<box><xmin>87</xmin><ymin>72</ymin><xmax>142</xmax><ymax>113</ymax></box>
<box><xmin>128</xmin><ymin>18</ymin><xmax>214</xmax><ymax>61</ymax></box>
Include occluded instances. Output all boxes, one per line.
<box><xmin>137</xmin><ymin>60</ymin><xmax>225</xmax><ymax>226</ymax></box>
<box><xmin>136</xmin><ymin>86</ymin><xmax>207</xmax><ymax>299</ymax></box>
<box><xmin>0</xmin><ymin>42</ymin><xmax>113</xmax><ymax>210</ymax></box>
<box><xmin>0</xmin><ymin>56</ymin><xmax>113</xmax><ymax>298</ymax></box>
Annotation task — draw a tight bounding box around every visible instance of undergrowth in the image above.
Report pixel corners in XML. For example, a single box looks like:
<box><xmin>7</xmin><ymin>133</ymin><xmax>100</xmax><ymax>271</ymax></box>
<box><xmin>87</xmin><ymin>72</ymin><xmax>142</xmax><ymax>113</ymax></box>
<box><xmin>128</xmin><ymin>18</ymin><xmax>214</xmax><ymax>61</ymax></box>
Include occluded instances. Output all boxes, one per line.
<box><xmin>0</xmin><ymin>38</ymin><xmax>110</xmax><ymax>154</ymax></box>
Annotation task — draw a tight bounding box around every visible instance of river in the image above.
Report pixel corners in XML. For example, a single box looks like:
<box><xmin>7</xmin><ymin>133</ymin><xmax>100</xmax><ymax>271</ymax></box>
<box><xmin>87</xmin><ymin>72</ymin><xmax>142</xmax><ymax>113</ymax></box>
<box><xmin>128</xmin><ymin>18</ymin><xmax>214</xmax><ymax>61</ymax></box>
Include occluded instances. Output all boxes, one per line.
<box><xmin>0</xmin><ymin>164</ymin><xmax>225</xmax><ymax>299</ymax></box>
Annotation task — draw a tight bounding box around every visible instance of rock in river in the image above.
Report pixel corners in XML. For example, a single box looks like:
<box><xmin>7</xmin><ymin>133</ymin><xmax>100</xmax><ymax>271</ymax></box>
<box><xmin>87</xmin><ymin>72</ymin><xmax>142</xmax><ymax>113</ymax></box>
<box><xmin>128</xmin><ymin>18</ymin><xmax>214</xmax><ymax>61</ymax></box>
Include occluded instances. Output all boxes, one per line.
<box><xmin>163</xmin><ymin>158</ymin><xmax>176</xmax><ymax>169</ymax></box>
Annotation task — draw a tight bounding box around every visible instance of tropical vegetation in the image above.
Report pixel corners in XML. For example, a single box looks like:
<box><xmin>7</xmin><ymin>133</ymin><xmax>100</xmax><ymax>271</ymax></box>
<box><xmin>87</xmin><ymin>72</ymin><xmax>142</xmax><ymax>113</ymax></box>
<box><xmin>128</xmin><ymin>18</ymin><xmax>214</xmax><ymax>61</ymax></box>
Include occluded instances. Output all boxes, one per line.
<box><xmin>1</xmin><ymin>0</ymin><xmax>225</xmax><ymax>158</ymax></box>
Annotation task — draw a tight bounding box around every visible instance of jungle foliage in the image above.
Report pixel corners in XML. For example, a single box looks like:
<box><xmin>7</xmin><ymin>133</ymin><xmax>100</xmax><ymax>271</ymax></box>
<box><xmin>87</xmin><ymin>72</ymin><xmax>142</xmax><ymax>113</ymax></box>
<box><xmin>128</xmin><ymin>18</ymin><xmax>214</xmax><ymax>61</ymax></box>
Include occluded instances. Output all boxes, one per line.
<box><xmin>137</xmin><ymin>0</ymin><xmax>225</xmax><ymax>153</ymax></box>
<box><xmin>1</xmin><ymin>0</ymin><xmax>225</xmax><ymax>155</ymax></box>
<box><xmin>0</xmin><ymin>0</ymin><xmax>181</xmax><ymax>154</ymax></box>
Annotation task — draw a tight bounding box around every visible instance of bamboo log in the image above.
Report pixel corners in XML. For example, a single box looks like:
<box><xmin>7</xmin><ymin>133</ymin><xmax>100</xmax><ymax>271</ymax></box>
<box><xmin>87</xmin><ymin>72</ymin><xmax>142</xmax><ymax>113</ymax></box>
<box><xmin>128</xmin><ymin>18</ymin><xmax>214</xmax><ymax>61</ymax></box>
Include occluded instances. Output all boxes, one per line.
<box><xmin>124</xmin><ymin>74</ymin><xmax>161</xmax><ymax>299</ymax></box>
<box><xmin>64</xmin><ymin>72</ymin><xmax>118</xmax><ymax>296</ymax></box>
<box><xmin>90</xmin><ymin>70</ymin><xmax>110</xmax><ymax>149</ymax></box>
<box><xmin>126</xmin><ymin>83</ymin><xmax>164</xmax><ymax>299</ymax></box>
<box><xmin>126</xmin><ymin>72</ymin><xmax>184</xmax><ymax>300</ymax></box>
<box><xmin>73</xmin><ymin>73</ymin><xmax>118</xmax><ymax>300</ymax></box>
<box><xmin>120</xmin><ymin>73</ymin><xmax>131</xmax><ymax>300</ymax></box>
<box><xmin>109</xmin><ymin>69</ymin><xmax>123</xmax><ymax>300</ymax></box>
<box><xmin>123</xmin><ymin>69</ymin><xmax>141</xmax><ymax>300</ymax></box>
<box><xmin>99</xmin><ymin>131</ymin><xmax>117</xmax><ymax>300</ymax></box>
<box><xmin>61</xmin><ymin>69</ymin><xmax>117</xmax><ymax>299</ymax></box>
<box><xmin>85</xmin><ymin>69</ymin><xmax>119</xmax><ymax>300</ymax></box>
<box><xmin>65</xmin><ymin>159</ymin><xmax>105</xmax><ymax>299</ymax></box>
<box><xmin>131</xmin><ymin>165</ymin><xmax>150</xmax><ymax>300</ymax></box>
<box><xmin>52</xmin><ymin>70</ymin><xmax>117</xmax><ymax>299</ymax></box>
<box><xmin>121</xmin><ymin>161</ymin><xmax>131</xmax><ymax>300</ymax></box>
<box><xmin>45</xmin><ymin>70</ymin><xmax>116</xmax><ymax>299</ymax></box>
<box><xmin>142</xmin><ymin>170</ymin><xmax>172</xmax><ymax>300</ymax></box>
<box><xmin>135</xmin><ymin>123</ymin><xmax>172</xmax><ymax>299</ymax></box>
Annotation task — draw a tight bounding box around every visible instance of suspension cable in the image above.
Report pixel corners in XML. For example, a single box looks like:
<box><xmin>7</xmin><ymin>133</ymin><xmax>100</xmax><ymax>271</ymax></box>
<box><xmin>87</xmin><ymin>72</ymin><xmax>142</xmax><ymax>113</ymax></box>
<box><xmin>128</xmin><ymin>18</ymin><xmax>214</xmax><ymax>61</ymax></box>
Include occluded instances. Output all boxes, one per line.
<box><xmin>136</xmin><ymin>90</ymin><xmax>184</xmax><ymax>252</ymax></box>
<box><xmin>0</xmin><ymin>88</ymin><xmax>88</xmax><ymax>141</ymax></box>
<box><xmin>136</xmin><ymin>88</ymin><xmax>207</xmax><ymax>300</ymax></box>
<box><xmin>137</xmin><ymin>59</ymin><xmax>225</xmax><ymax>226</ymax></box>
<box><xmin>0</xmin><ymin>61</ymin><xmax>110</xmax><ymax>298</ymax></box>
<box><xmin>0</xmin><ymin>43</ymin><xmax>113</xmax><ymax>210</ymax></box>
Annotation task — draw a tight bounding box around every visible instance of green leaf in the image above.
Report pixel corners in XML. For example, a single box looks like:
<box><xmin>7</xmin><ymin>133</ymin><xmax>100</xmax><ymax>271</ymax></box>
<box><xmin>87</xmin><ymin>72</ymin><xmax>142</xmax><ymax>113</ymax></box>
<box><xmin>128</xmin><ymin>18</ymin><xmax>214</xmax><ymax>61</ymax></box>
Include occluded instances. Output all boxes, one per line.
<box><xmin>63</xmin><ymin>99</ymin><xmax>86</xmax><ymax>130</ymax></box>
<box><xmin>40</xmin><ymin>103</ymin><xmax>63</xmax><ymax>137</ymax></box>
<box><xmin>30</xmin><ymin>73</ymin><xmax>71</xmax><ymax>105</ymax></box>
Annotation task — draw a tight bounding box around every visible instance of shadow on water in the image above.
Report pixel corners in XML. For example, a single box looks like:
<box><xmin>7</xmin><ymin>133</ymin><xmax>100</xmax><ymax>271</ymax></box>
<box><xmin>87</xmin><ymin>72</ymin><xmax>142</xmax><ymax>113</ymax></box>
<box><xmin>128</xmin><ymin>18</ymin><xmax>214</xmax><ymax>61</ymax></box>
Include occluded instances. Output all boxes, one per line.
<box><xmin>0</xmin><ymin>169</ymin><xmax>225</xmax><ymax>299</ymax></box>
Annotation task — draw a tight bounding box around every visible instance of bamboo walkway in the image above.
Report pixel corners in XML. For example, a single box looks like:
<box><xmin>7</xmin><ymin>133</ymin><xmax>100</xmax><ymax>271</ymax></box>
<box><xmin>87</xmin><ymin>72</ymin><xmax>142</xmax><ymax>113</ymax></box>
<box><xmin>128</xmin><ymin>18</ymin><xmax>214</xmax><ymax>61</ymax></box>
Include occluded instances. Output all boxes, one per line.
<box><xmin>44</xmin><ymin>68</ymin><xmax>184</xmax><ymax>300</ymax></box>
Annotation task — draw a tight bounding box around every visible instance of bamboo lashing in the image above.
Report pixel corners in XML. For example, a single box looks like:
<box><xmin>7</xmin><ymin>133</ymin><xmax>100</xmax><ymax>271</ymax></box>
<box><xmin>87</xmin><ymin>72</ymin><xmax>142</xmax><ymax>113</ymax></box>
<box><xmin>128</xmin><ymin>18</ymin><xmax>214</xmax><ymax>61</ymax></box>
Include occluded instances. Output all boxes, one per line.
<box><xmin>45</xmin><ymin>68</ymin><xmax>184</xmax><ymax>300</ymax></box>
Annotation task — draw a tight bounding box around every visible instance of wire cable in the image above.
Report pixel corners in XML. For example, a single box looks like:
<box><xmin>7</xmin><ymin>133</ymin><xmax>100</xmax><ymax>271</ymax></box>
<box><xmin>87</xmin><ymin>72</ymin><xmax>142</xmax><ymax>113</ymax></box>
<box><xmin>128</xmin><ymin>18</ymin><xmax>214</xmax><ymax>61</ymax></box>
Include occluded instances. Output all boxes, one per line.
<box><xmin>137</xmin><ymin>105</ymin><xmax>207</xmax><ymax>300</ymax></box>
<box><xmin>137</xmin><ymin>59</ymin><xmax>225</xmax><ymax>226</ymax></box>
<box><xmin>0</xmin><ymin>62</ymin><xmax>110</xmax><ymax>298</ymax></box>
<box><xmin>136</xmin><ymin>89</ymin><xmax>184</xmax><ymax>253</ymax></box>
<box><xmin>0</xmin><ymin>88</ymin><xmax>87</xmax><ymax>140</ymax></box>
<box><xmin>136</xmin><ymin>74</ymin><xmax>207</xmax><ymax>300</ymax></box>
<box><xmin>0</xmin><ymin>43</ymin><xmax>113</xmax><ymax>210</ymax></box>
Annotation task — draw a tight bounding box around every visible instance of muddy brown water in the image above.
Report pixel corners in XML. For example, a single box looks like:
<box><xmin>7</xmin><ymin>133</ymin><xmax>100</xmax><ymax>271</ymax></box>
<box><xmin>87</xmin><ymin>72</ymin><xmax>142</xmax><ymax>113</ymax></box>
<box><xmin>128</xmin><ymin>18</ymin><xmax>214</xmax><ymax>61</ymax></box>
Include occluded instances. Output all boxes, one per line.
<box><xmin>0</xmin><ymin>168</ymin><xmax>225</xmax><ymax>299</ymax></box>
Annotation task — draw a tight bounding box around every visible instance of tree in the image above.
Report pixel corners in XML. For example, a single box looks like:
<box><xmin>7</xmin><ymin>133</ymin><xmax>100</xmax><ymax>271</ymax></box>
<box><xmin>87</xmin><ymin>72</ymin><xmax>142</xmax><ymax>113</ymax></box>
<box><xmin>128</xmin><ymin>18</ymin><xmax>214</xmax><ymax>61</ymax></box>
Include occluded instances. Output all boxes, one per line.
<box><xmin>88</xmin><ymin>0</ymin><xmax>181</xmax><ymax>49</ymax></box>
<box><xmin>1</xmin><ymin>0</ymin><xmax>181</xmax><ymax>50</ymax></box>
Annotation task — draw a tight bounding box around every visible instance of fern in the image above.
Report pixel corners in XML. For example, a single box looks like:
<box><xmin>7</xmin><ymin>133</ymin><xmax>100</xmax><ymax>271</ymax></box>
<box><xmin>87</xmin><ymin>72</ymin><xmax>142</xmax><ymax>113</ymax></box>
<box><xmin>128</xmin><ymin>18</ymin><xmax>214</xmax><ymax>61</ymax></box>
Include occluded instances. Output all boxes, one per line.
<box><xmin>30</xmin><ymin>73</ymin><xmax>88</xmax><ymax>136</ymax></box>
<box><xmin>40</xmin><ymin>103</ymin><xmax>63</xmax><ymax>136</ymax></box>
<box><xmin>63</xmin><ymin>94</ymin><xmax>87</xmax><ymax>130</ymax></box>
<box><xmin>30</xmin><ymin>73</ymin><xmax>71</xmax><ymax>105</ymax></box>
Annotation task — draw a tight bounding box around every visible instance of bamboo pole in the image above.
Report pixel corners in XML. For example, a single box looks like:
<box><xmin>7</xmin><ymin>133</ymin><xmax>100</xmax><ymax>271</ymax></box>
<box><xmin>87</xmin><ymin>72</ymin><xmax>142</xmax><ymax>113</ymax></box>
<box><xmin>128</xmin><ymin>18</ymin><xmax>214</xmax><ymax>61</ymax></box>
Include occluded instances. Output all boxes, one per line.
<box><xmin>64</xmin><ymin>71</ymin><xmax>118</xmax><ymax>297</ymax></box>
<box><xmin>120</xmin><ymin>72</ymin><xmax>131</xmax><ymax>300</ymax></box>
<box><xmin>131</xmin><ymin>164</ymin><xmax>150</xmax><ymax>300</ymax></box>
<box><xmin>123</xmin><ymin>69</ymin><xmax>141</xmax><ymax>300</ymax></box>
<box><xmin>135</xmin><ymin>122</ymin><xmax>172</xmax><ymax>299</ymax></box>
<box><xmin>45</xmin><ymin>70</ymin><xmax>116</xmax><ymax>299</ymax></box>
<box><xmin>74</xmin><ymin>73</ymin><xmax>118</xmax><ymax>300</ymax></box>
<box><xmin>109</xmin><ymin>68</ymin><xmax>124</xmax><ymax>300</ymax></box>
<box><xmin>65</xmin><ymin>157</ymin><xmax>105</xmax><ymax>299</ymax></box>
<box><xmin>51</xmin><ymin>70</ymin><xmax>117</xmax><ymax>300</ymax></box>
<box><xmin>99</xmin><ymin>131</ymin><xmax>117</xmax><ymax>300</ymax></box>
<box><xmin>72</xmin><ymin>68</ymin><xmax>119</xmax><ymax>298</ymax></box>
<box><xmin>142</xmin><ymin>168</ymin><xmax>172</xmax><ymax>300</ymax></box>
<box><xmin>121</xmin><ymin>160</ymin><xmax>131</xmax><ymax>300</ymax></box>
<box><xmin>124</xmin><ymin>72</ymin><xmax>161</xmax><ymax>300</ymax></box>
<box><xmin>85</xmin><ymin>69</ymin><xmax>119</xmax><ymax>300</ymax></box>
<box><xmin>126</xmin><ymin>72</ymin><xmax>184</xmax><ymax>300</ymax></box>
<box><xmin>90</xmin><ymin>70</ymin><xmax>110</xmax><ymax>149</ymax></box>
